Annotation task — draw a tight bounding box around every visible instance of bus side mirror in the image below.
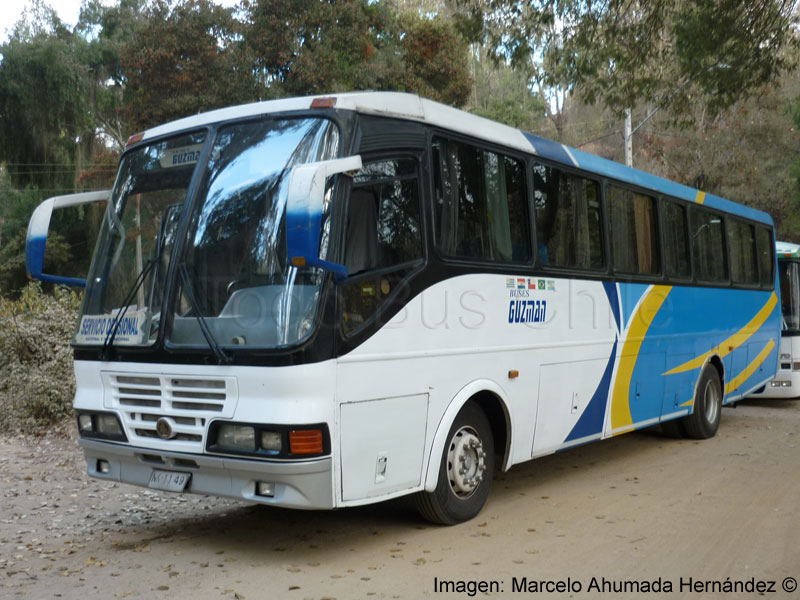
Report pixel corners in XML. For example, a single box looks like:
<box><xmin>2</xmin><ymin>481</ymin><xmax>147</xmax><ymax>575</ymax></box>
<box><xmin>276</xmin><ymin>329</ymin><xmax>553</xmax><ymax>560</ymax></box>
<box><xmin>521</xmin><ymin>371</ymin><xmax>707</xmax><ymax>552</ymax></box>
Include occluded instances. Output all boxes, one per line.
<box><xmin>26</xmin><ymin>190</ymin><xmax>110</xmax><ymax>287</ymax></box>
<box><xmin>286</xmin><ymin>155</ymin><xmax>362</xmax><ymax>280</ymax></box>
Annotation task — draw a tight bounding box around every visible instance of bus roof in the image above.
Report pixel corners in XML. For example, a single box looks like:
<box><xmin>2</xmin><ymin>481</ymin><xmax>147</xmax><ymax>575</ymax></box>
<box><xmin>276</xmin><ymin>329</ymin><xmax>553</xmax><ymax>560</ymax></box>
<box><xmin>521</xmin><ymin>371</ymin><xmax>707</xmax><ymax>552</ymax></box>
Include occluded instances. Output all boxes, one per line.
<box><xmin>777</xmin><ymin>241</ymin><xmax>800</xmax><ymax>258</ymax></box>
<box><xmin>139</xmin><ymin>91</ymin><xmax>773</xmax><ymax>226</ymax></box>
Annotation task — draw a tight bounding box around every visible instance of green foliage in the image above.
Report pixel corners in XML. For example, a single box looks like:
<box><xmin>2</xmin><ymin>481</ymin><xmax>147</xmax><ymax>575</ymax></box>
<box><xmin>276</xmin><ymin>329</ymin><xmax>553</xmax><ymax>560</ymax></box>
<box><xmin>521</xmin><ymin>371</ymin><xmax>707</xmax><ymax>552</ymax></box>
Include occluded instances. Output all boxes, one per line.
<box><xmin>394</xmin><ymin>15</ymin><xmax>473</xmax><ymax>107</ymax></box>
<box><xmin>468</xmin><ymin>53</ymin><xmax>547</xmax><ymax>130</ymax></box>
<box><xmin>461</xmin><ymin>0</ymin><xmax>799</xmax><ymax>124</ymax></box>
<box><xmin>0</xmin><ymin>172</ymin><xmax>47</xmax><ymax>296</ymax></box>
<box><xmin>244</xmin><ymin>0</ymin><xmax>473</xmax><ymax>106</ymax></box>
<box><xmin>0</xmin><ymin>18</ymin><xmax>91</xmax><ymax>191</ymax></box>
<box><xmin>246</xmin><ymin>0</ymin><xmax>394</xmax><ymax>96</ymax></box>
<box><xmin>0</xmin><ymin>283</ymin><xmax>82</xmax><ymax>434</ymax></box>
<box><xmin>121</xmin><ymin>0</ymin><xmax>257</xmax><ymax>131</ymax></box>
<box><xmin>786</xmin><ymin>92</ymin><xmax>800</xmax><ymax>240</ymax></box>
<box><xmin>77</xmin><ymin>0</ymin><xmax>150</xmax><ymax>149</ymax></box>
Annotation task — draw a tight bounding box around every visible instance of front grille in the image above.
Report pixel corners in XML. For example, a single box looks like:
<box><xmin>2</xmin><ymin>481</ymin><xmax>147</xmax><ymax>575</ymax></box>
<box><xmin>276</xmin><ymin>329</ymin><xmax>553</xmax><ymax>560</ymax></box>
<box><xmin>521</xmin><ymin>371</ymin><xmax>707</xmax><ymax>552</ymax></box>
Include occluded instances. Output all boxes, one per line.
<box><xmin>104</xmin><ymin>372</ymin><xmax>238</xmax><ymax>451</ymax></box>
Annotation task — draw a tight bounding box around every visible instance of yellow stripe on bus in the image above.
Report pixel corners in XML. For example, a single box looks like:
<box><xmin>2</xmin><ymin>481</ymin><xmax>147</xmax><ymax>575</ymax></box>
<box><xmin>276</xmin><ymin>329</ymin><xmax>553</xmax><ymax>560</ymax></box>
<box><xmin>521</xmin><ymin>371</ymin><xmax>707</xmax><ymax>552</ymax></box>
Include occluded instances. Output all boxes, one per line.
<box><xmin>725</xmin><ymin>338</ymin><xmax>776</xmax><ymax>395</ymax></box>
<box><xmin>663</xmin><ymin>292</ymin><xmax>777</xmax><ymax>376</ymax></box>
<box><xmin>695</xmin><ymin>191</ymin><xmax>706</xmax><ymax>204</ymax></box>
<box><xmin>611</xmin><ymin>285</ymin><xmax>672</xmax><ymax>432</ymax></box>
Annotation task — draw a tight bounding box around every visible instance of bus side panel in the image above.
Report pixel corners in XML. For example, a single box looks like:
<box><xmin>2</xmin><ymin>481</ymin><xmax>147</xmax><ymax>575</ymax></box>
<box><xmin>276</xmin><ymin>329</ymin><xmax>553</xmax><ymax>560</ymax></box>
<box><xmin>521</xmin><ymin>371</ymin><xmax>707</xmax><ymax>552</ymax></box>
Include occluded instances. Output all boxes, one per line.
<box><xmin>338</xmin><ymin>274</ymin><xmax>618</xmax><ymax>495</ymax></box>
<box><xmin>638</xmin><ymin>287</ymin><xmax>779</xmax><ymax>421</ymax></box>
<box><xmin>604</xmin><ymin>284</ymin><xmax>779</xmax><ymax>435</ymax></box>
<box><xmin>339</xmin><ymin>394</ymin><xmax>428</xmax><ymax>502</ymax></box>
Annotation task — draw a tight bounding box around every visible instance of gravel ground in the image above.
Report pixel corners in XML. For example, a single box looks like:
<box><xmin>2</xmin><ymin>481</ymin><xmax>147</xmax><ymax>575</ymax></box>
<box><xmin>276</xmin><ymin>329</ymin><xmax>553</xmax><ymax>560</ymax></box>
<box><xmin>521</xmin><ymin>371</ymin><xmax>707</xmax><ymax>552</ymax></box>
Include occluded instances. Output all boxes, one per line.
<box><xmin>2</xmin><ymin>398</ymin><xmax>799</xmax><ymax>600</ymax></box>
<box><xmin>0</xmin><ymin>431</ymin><xmax>244</xmax><ymax>596</ymax></box>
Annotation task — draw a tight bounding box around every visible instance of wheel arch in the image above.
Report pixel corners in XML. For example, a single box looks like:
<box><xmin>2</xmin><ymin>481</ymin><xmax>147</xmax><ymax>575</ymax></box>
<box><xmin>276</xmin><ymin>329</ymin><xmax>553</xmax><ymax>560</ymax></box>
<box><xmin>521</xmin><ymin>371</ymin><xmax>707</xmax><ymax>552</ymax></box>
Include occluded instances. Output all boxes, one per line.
<box><xmin>694</xmin><ymin>355</ymin><xmax>725</xmax><ymax>408</ymax></box>
<box><xmin>423</xmin><ymin>380</ymin><xmax>512</xmax><ymax>492</ymax></box>
<box><xmin>709</xmin><ymin>355</ymin><xmax>725</xmax><ymax>398</ymax></box>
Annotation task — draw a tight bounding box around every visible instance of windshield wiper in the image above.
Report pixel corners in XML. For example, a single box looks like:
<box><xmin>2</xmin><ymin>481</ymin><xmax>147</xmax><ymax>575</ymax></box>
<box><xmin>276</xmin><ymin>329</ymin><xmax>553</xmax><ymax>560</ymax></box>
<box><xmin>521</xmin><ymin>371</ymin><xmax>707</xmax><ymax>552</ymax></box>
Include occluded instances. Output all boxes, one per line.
<box><xmin>178</xmin><ymin>263</ymin><xmax>232</xmax><ymax>365</ymax></box>
<box><xmin>101</xmin><ymin>257</ymin><xmax>158</xmax><ymax>359</ymax></box>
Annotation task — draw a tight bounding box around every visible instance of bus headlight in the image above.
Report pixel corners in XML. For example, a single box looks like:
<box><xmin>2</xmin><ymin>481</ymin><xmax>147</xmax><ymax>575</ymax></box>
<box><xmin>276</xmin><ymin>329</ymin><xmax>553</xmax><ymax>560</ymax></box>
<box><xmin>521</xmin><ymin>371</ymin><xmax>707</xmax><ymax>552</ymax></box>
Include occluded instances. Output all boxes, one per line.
<box><xmin>78</xmin><ymin>414</ymin><xmax>94</xmax><ymax>433</ymax></box>
<box><xmin>206</xmin><ymin>422</ymin><xmax>329</xmax><ymax>458</ymax></box>
<box><xmin>216</xmin><ymin>424</ymin><xmax>256</xmax><ymax>452</ymax></box>
<box><xmin>75</xmin><ymin>412</ymin><xmax>127</xmax><ymax>442</ymax></box>
<box><xmin>96</xmin><ymin>414</ymin><xmax>124</xmax><ymax>436</ymax></box>
<box><xmin>260</xmin><ymin>431</ymin><xmax>282</xmax><ymax>453</ymax></box>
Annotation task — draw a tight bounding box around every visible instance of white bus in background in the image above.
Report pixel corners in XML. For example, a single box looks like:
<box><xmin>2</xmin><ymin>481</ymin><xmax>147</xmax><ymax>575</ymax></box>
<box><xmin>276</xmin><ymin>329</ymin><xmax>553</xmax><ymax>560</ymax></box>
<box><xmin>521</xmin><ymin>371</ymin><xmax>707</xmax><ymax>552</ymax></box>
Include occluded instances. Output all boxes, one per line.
<box><xmin>750</xmin><ymin>241</ymin><xmax>800</xmax><ymax>399</ymax></box>
<box><xmin>27</xmin><ymin>92</ymin><xmax>780</xmax><ymax>524</ymax></box>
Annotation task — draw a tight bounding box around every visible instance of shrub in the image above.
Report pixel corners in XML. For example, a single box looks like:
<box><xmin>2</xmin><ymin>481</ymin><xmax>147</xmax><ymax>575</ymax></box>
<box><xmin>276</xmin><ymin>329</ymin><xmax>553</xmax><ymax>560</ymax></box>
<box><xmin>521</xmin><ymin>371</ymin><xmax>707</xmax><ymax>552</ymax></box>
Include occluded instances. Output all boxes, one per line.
<box><xmin>0</xmin><ymin>282</ymin><xmax>82</xmax><ymax>434</ymax></box>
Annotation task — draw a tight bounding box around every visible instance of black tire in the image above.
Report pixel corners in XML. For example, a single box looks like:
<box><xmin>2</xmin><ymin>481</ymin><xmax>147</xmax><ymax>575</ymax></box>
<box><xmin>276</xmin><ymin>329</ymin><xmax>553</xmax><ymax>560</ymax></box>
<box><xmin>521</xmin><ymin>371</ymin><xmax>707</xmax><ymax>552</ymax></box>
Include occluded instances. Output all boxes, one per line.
<box><xmin>681</xmin><ymin>364</ymin><xmax>723</xmax><ymax>439</ymax></box>
<box><xmin>414</xmin><ymin>402</ymin><xmax>495</xmax><ymax>525</ymax></box>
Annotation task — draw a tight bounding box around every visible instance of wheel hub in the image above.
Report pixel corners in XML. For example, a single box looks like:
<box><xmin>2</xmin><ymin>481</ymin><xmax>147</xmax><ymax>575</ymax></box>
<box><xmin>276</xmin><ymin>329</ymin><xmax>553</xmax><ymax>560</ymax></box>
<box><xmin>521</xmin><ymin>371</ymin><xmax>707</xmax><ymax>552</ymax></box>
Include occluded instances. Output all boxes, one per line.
<box><xmin>704</xmin><ymin>379</ymin><xmax>720</xmax><ymax>423</ymax></box>
<box><xmin>447</xmin><ymin>427</ymin><xmax>486</xmax><ymax>498</ymax></box>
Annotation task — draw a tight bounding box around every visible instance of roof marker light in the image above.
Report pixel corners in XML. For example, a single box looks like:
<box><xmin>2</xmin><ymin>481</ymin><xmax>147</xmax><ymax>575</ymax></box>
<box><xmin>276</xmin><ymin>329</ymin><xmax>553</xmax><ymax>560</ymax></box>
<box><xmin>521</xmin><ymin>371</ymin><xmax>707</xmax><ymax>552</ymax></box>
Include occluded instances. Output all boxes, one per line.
<box><xmin>310</xmin><ymin>97</ymin><xmax>336</xmax><ymax>109</ymax></box>
<box><xmin>126</xmin><ymin>132</ymin><xmax>144</xmax><ymax>147</ymax></box>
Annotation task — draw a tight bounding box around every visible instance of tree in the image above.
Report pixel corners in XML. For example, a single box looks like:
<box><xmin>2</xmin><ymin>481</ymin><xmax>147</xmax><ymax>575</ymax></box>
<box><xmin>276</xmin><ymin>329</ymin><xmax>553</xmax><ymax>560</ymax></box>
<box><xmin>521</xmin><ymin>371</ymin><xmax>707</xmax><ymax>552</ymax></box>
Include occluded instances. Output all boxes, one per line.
<box><xmin>394</xmin><ymin>14</ymin><xmax>473</xmax><ymax>106</ymax></box>
<box><xmin>77</xmin><ymin>0</ymin><xmax>150</xmax><ymax>150</ymax></box>
<box><xmin>467</xmin><ymin>48</ymin><xmax>547</xmax><ymax>131</ymax></box>
<box><xmin>0</xmin><ymin>6</ymin><xmax>91</xmax><ymax>192</ymax></box>
<box><xmin>458</xmin><ymin>0</ymin><xmax>799</xmax><ymax>134</ymax></box>
<box><xmin>243</xmin><ymin>0</ymin><xmax>473</xmax><ymax>106</ymax></box>
<box><xmin>121</xmin><ymin>0</ymin><xmax>258</xmax><ymax>131</ymax></box>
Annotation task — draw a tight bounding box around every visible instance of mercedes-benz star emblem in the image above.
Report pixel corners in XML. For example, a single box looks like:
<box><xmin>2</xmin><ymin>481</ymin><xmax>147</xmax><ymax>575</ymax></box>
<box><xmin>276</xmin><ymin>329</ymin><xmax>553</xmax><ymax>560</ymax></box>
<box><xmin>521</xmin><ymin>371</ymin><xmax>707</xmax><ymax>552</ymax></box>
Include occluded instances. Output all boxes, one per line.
<box><xmin>156</xmin><ymin>417</ymin><xmax>174</xmax><ymax>440</ymax></box>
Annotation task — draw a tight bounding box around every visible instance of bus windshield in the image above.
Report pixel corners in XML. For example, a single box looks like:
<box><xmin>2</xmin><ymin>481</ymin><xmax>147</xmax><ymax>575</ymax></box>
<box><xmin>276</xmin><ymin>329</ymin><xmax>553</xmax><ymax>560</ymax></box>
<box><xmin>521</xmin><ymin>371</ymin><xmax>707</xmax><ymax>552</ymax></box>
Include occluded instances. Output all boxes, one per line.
<box><xmin>780</xmin><ymin>259</ymin><xmax>800</xmax><ymax>332</ymax></box>
<box><xmin>75</xmin><ymin>117</ymin><xmax>340</xmax><ymax>349</ymax></box>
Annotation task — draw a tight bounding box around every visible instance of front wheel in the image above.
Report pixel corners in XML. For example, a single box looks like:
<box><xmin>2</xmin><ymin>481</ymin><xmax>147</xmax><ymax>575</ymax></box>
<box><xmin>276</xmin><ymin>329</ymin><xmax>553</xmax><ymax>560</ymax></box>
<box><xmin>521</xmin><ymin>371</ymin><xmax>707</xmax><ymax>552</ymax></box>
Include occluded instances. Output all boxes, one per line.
<box><xmin>414</xmin><ymin>402</ymin><xmax>495</xmax><ymax>525</ymax></box>
<box><xmin>681</xmin><ymin>364</ymin><xmax>723</xmax><ymax>439</ymax></box>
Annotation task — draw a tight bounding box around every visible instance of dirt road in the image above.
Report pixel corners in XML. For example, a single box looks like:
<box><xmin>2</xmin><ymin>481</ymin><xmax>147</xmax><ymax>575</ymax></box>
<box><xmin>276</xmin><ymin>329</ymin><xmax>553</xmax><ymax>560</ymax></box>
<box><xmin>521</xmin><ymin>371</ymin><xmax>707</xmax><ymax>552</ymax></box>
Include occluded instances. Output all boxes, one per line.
<box><xmin>2</xmin><ymin>398</ymin><xmax>799</xmax><ymax>600</ymax></box>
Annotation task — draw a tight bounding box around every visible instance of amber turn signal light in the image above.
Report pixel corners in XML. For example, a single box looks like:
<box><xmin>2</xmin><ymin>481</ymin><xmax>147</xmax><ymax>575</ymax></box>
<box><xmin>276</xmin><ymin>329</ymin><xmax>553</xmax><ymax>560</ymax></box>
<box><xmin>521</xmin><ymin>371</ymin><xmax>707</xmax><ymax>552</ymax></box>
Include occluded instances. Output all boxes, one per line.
<box><xmin>289</xmin><ymin>429</ymin><xmax>324</xmax><ymax>455</ymax></box>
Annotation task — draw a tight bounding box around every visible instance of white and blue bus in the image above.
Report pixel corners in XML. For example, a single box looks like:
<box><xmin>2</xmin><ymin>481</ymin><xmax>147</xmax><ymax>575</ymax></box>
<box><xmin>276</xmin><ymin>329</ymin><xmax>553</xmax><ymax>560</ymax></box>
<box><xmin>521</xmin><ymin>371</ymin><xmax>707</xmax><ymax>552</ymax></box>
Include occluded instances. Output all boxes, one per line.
<box><xmin>27</xmin><ymin>92</ymin><xmax>780</xmax><ymax>524</ymax></box>
<box><xmin>750</xmin><ymin>241</ymin><xmax>800</xmax><ymax>399</ymax></box>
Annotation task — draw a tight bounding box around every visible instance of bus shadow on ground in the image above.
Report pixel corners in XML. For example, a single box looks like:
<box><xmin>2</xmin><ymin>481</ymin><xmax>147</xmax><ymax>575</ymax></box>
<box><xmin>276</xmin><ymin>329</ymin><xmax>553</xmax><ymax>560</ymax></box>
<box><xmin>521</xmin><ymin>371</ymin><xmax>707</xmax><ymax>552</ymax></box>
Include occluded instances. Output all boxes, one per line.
<box><xmin>105</xmin><ymin>428</ymin><xmax>679</xmax><ymax>562</ymax></box>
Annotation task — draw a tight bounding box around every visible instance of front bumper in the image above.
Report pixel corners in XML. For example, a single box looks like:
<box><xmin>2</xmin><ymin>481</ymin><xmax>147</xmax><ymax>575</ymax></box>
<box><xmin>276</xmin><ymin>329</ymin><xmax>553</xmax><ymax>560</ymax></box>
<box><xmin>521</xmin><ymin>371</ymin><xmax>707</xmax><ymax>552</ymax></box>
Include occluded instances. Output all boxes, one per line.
<box><xmin>750</xmin><ymin>376</ymin><xmax>800</xmax><ymax>400</ymax></box>
<box><xmin>79</xmin><ymin>438</ymin><xmax>334</xmax><ymax>509</ymax></box>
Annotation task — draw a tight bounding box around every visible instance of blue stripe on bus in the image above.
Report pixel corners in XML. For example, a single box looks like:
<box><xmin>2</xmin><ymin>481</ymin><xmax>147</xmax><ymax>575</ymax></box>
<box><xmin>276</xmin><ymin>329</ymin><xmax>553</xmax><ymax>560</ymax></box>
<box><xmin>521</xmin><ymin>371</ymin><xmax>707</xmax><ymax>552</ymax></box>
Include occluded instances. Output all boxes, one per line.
<box><xmin>565</xmin><ymin>338</ymin><xmax>617</xmax><ymax>443</ymax></box>
<box><xmin>618</xmin><ymin>283</ymin><xmax>651</xmax><ymax>333</ymax></box>
<box><xmin>522</xmin><ymin>132</ymin><xmax>577</xmax><ymax>166</ymax></box>
<box><xmin>603</xmin><ymin>281</ymin><xmax>621</xmax><ymax>332</ymax></box>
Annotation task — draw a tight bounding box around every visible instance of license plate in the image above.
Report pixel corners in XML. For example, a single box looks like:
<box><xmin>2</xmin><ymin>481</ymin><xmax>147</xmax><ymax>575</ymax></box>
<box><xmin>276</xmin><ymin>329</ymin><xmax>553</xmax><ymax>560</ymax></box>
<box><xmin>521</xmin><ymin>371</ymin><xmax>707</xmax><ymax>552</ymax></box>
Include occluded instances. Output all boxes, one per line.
<box><xmin>147</xmin><ymin>469</ymin><xmax>191</xmax><ymax>492</ymax></box>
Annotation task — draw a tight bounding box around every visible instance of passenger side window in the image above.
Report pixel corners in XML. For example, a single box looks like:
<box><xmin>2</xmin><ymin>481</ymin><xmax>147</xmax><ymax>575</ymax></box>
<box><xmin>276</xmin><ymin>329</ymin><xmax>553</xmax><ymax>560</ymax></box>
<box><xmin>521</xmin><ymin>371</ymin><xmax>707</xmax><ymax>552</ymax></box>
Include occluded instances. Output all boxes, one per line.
<box><xmin>662</xmin><ymin>200</ymin><xmax>691</xmax><ymax>279</ymax></box>
<box><xmin>756</xmin><ymin>226</ymin><xmax>774</xmax><ymax>287</ymax></box>
<box><xmin>691</xmin><ymin>206</ymin><xmax>727</xmax><ymax>282</ymax></box>
<box><xmin>532</xmin><ymin>163</ymin><xmax>603</xmax><ymax>270</ymax></box>
<box><xmin>727</xmin><ymin>218</ymin><xmax>759</xmax><ymax>285</ymax></box>
<box><xmin>341</xmin><ymin>158</ymin><xmax>423</xmax><ymax>335</ymax></box>
<box><xmin>343</xmin><ymin>159</ymin><xmax>422</xmax><ymax>275</ymax></box>
<box><xmin>432</xmin><ymin>138</ymin><xmax>530</xmax><ymax>263</ymax></box>
<box><xmin>606</xmin><ymin>185</ymin><xmax>659</xmax><ymax>275</ymax></box>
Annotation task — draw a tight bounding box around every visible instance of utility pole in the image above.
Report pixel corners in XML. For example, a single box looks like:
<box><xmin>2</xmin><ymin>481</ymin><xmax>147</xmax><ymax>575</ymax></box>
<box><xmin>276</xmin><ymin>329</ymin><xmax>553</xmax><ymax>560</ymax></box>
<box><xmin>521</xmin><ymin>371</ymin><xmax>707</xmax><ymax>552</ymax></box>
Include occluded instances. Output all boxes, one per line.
<box><xmin>624</xmin><ymin>108</ymin><xmax>633</xmax><ymax>167</ymax></box>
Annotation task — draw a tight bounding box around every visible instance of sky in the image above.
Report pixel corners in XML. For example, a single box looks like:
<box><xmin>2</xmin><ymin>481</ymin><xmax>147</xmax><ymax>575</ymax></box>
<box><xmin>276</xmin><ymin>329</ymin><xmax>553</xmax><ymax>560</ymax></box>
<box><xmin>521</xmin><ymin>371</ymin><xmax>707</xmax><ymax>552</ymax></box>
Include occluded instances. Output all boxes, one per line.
<box><xmin>0</xmin><ymin>0</ymin><xmax>241</xmax><ymax>44</ymax></box>
<box><xmin>1</xmin><ymin>0</ymin><xmax>84</xmax><ymax>43</ymax></box>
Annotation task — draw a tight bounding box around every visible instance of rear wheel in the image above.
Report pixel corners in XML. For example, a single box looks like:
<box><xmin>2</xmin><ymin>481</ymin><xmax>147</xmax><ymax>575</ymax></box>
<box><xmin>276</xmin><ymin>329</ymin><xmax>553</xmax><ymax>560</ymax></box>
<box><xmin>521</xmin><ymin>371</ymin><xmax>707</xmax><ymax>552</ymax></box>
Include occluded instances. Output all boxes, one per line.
<box><xmin>681</xmin><ymin>364</ymin><xmax>723</xmax><ymax>439</ymax></box>
<box><xmin>414</xmin><ymin>402</ymin><xmax>495</xmax><ymax>525</ymax></box>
